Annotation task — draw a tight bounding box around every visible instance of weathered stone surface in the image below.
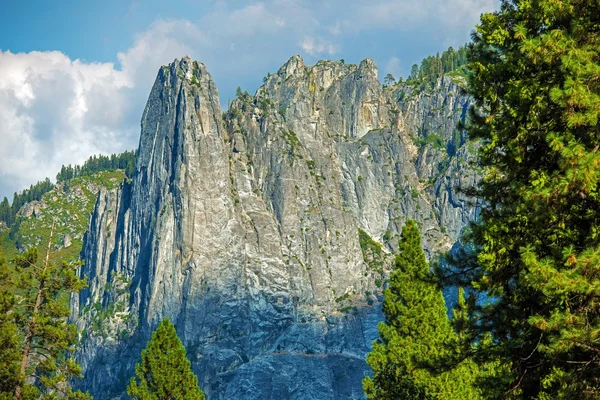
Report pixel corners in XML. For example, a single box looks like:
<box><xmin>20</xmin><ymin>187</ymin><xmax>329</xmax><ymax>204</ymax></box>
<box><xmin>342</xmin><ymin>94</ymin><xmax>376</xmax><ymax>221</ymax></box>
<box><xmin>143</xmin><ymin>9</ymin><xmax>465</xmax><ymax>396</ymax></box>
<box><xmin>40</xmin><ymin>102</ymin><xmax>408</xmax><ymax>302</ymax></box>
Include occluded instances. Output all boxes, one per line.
<box><xmin>19</xmin><ymin>200</ymin><xmax>46</xmax><ymax>218</ymax></box>
<box><xmin>73</xmin><ymin>56</ymin><xmax>476</xmax><ymax>399</ymax></box>
<box><xmin>62</xmin><ymin>233</ymin><xmax>72</xmax><ymax>248</ymax></box>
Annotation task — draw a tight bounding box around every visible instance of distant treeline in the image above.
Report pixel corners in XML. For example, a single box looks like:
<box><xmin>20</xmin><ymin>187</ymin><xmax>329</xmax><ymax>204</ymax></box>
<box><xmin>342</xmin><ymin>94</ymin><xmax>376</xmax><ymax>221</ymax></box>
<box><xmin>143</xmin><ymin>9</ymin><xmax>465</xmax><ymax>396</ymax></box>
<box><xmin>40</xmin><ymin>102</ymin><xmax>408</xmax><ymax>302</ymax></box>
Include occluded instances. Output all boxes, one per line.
<box><xmin>0</xmin><ymin>179</ymin><xmax>54</xmax><ymax>228</ymax></box>
<box><xmin>0</xmin><ymin>150</ymin><xmax>137</xmax><ymax>228</ymax></box>
<box><xmin>56</xmin><ymin>150</ymin><xmax>137</xmax><ymax>183</ymax></box>
<box><xmin>408</xmin><ymin>45</ymin><xmax>469</xmax><ymax>83</ymax></box>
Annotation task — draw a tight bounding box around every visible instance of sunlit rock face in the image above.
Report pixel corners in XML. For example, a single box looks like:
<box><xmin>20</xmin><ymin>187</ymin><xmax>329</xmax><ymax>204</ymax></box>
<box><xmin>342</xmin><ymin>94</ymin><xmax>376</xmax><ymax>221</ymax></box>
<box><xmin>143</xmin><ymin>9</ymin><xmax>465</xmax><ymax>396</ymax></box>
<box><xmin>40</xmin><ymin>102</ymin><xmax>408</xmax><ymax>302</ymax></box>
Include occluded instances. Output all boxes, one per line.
<box><xmin>72</xmin><ymin>55</ymin><xmax>476</xmax><ymax>399</ymax></box>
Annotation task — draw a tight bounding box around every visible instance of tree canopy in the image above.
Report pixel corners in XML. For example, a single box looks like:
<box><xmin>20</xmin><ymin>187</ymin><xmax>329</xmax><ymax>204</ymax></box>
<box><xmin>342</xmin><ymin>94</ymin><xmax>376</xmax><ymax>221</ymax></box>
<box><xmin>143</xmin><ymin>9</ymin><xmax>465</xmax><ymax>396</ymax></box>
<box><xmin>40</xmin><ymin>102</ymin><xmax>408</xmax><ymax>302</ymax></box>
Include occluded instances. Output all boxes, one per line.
<box><xmin>127</xmin><ymin>318</ymin><xmax>205</xmax><ymax>400</ymax></box>
<box><xmin>0</xmin><ymin>226</ymin><xmax>90</xmax><ymax>399</ymax></box>
<box><xmin>443</xmin><ymin>0</ymin><xmax>600</xmax><ymax>398</ymax></box>
<box><xmin>364</xmin><ymin>221</ymin><xmax>481</xmax><ymax>399</ymax></box>
<box><xmin>407</xmin><ymin>45</ymin><xmax>468</xmax><ymax>83</ymax></box>
<box><xmin>56</xmin><ymin>150</ymin><xmax>137</xmax><ymax>183</ymax></box>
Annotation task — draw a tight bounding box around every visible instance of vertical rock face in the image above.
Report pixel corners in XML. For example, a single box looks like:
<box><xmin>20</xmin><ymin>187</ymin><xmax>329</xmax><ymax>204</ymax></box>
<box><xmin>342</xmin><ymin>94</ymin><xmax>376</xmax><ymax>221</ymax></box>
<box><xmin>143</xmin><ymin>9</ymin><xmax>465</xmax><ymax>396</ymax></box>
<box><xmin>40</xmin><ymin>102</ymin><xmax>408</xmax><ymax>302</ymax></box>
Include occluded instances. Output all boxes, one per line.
<box><xmin>74</xmin><ymin>56</ymin><xmax>477</xmax><ymax>399</ymax></box>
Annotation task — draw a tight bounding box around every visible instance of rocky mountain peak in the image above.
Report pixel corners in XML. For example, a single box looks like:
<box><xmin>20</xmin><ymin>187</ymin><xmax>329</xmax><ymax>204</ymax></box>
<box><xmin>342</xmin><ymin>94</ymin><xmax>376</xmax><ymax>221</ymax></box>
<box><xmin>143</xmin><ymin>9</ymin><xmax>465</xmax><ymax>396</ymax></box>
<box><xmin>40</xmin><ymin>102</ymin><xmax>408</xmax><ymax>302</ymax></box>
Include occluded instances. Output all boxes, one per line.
<box><xmin>156</xmin><ymin>57</ymin><xmax>217</xmax><ymax>101</ymax></box>
<box><xmin>358</xmin><ymin>58</ymin><xmax>378</xmax><ymax>78</ymax></box>
<box><xmin>278</xmin><ymin>54</ymin><xmax>305</xmax><ymax>77</ymax></box>
<box><xmin>73</xmin><ymin>56</ymin><xmax>478</xmax><ymax>399</ymax></box>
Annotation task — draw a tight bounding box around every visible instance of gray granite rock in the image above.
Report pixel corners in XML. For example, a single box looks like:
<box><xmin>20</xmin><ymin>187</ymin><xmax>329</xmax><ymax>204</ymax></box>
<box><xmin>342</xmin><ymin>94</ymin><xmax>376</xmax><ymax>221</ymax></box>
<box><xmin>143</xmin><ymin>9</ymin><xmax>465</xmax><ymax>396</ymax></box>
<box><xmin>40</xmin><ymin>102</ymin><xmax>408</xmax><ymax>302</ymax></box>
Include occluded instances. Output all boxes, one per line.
<box><xmin>72</xmin><ymin>56</ymin><xmax>477</xmax><ymax>399</ymax></box>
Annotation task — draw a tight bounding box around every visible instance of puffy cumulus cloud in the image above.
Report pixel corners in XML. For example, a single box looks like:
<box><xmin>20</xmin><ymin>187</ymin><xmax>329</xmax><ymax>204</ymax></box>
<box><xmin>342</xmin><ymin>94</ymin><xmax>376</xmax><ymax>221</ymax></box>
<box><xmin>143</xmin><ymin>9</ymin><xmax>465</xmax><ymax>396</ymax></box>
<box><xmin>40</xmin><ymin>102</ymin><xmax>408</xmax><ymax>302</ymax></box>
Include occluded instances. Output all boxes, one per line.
<box><xmin>0</xmin><ymin>50</ymin><xmax>135</xmax><ymax>198</ymax></box>
<box><xmin>0</xmin><ymin>0</ymin><xmax>499</xmax><ymax>198</ymax></box>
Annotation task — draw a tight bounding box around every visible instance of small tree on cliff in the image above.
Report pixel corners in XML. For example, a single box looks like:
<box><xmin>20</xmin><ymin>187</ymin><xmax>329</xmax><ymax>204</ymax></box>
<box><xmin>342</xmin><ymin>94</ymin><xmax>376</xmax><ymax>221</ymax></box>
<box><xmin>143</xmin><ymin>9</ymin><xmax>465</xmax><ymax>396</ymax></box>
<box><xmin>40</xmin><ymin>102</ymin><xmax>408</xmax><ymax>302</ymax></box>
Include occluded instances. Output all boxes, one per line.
<box><xmin>384</xmin><ymin>73</ymin><xmax>396</xmax><ymax>87</ymax></box>
<box><xmin>363</xmin><ymin>220</ymin><xmax>480</xmax><ymax>399</ymax></box>
<box><xmin>127</xmin><ymin>318</ymin><xmax>205</xmax><ymax>400</ymax></box>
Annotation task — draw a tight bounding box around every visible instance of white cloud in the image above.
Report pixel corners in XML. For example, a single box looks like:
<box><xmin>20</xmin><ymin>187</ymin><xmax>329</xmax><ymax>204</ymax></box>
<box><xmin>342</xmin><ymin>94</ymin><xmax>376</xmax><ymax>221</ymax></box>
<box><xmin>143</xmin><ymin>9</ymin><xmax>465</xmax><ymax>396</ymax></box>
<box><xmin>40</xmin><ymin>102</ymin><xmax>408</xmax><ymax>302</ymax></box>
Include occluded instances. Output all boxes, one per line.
<box><xmin>0</xmin><ymin>50</ymin><xmax>135</xmax><ymax>198</ymax></box>
<box><xmin>300</xmin><ymin>37</ymin><xmax>338</xmax><ymax>56</ymax></box>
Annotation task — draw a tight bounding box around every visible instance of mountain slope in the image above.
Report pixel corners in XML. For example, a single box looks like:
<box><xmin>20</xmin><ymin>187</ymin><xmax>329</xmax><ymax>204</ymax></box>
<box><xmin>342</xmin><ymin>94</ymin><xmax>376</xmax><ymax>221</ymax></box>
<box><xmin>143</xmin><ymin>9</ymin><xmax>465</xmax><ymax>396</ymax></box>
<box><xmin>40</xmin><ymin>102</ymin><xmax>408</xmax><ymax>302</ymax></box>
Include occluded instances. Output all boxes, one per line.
<box><xmin>0</xmin><ymin>170</ymin><xmax>127</xmax><ymax>264</ymax></box>
<box><xmin>72</xmin><ymin>56</ymin><xmax>477</xmax><ymax>399</ymax></box>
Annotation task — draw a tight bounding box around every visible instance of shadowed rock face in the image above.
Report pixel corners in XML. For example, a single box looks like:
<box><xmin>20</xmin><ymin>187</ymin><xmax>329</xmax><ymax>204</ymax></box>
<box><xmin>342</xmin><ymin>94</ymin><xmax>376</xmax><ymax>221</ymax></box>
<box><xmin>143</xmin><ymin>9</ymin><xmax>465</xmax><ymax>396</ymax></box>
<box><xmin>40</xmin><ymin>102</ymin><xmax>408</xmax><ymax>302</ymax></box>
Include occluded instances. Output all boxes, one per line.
<box><xmin>72</xmin><ymin>55</ymin><xmax>477</xmax><ymax>399</ymax></box>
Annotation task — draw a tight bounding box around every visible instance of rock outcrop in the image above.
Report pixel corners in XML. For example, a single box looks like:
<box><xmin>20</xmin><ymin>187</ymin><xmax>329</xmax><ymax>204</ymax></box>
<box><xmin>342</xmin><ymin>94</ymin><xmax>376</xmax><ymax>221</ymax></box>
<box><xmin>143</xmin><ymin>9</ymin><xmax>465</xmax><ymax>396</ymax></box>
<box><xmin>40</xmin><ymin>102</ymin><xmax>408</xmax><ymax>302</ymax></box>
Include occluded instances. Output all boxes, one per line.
<box><xmin>73</xmin><ymin>55</ymin><xmax>477</xmax><ymax>399</ymax></box>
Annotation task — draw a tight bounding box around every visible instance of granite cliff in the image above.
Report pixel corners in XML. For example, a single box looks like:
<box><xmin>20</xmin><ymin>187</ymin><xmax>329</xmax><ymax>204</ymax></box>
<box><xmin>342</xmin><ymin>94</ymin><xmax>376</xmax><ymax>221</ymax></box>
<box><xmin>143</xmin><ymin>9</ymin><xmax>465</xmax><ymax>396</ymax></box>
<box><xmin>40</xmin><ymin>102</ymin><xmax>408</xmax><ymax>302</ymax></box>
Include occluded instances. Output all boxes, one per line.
<box><xmin>72</xmin><ymin>55</ymin><xmax>477</xmax><ymax>399</ymax></box>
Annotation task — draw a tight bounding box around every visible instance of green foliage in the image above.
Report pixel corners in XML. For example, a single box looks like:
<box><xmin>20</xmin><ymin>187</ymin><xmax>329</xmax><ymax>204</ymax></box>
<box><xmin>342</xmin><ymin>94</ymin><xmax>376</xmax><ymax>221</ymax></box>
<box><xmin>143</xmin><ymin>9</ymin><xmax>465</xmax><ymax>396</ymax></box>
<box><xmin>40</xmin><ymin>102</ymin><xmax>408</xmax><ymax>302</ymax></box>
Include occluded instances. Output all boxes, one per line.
<box><xmin>277</xmin><ymin>106</ymin><xmax>287</xmax><ymax>119</ymax></box>
<box><xmin>0</xmin><ymin>150</ymin><xmax>135</xmax><ymax>229</ymax></box>
<box><xmin>358</xmin><ymin>229</ymin><xmax>387</xmax><ymax>281</ymax></box>
<box><xmin>382</xmin><ymin>229</ymin><xmax>392</xmax><ymax>243</ymax></box>
<box><xmin>363</xmin><ymin>221</ymin><xmax>481</xmax><ymax>399</ymax></box>
<box><xmin>417</xmin><ymin>132</ymin><xmax>445</xmax><ymax>150</ymax></box>
<box><xmin>0</xmin><ymin>198</ymin><xmax>10</xmax><ymax>228</ymax></box>
<box><xmin>56</xmin><ymin>150</ymin><xmax>137</xmax><ymax>183</ymax></box>
<box><xmin>259</xmin><ymin>97</ymin><xmax>272</xmax><ymax>113</ymax></box>
<box><xmin>358</xmin><ymin>229</ymin><xmax>383</xmax><ymax>263</ymax></box>
<box><xmin>0</xmin><ymin>231</ymin><xmax>90</xmax><ymax>399</ymax></box>
<box><xmin>1</xmin><ymin>170</ymin><xmax>126</xmax><ymax>265</ymax></box>
<box><xmin>407</xmin><ymin>45</ymin><xmax>468</xmax><ymax>84</ymax></box>
<box><xmin>358</xmin><ymin>229</ymin><xmax>382</xmax><ymax>258</ymax></box>
<box><xmin>0</xmin><ymin>179</ymin><xmax>54</xmax><ymax>229</ymax></box>
<box><xmin>0</xmin><ymin>250</ymin><xmax>20</xmax><ymax>398</ymax></box>
<box><xmin>411</xmin><ymin>188</ymin><xmax>419</xmax><ymax>200</ymax></box>
<box><xmin>127</xmin><ymin>318</ymin><xmax>205</xmax><ymax>400</ymax></box>
<box><xmin>443</xmin><ymin>1</ymin><xmax>600</xmax><ymax>398</ymax></box>
<box><xmin>281</xmin><ymin>130</ymin><xmax>303</xmax><ymax>160</ymax></box>
<box><xmin>383</xmin><ymin>73</ymin><xmax>396</xmax><ymax>87</ymax></box>
<box><xmin>409</xmin><ymin>64</ymin><xmax>420</xmax><ymax>81</ymax></box>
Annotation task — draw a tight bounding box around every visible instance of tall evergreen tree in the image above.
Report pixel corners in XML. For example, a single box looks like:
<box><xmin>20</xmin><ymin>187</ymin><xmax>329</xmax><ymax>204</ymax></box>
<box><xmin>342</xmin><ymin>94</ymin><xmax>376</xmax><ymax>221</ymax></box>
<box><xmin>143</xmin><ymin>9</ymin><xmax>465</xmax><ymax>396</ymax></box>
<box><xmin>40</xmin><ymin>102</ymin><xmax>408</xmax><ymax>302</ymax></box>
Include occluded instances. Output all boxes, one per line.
<box><xmin>0</xmin><ymin>197</ymin><xmax>10</xmax><ymax>227</ymax></box>
<box><xmin>384</xmin><ymin>73</ymin><xmax>396</xmax><ymax>87</ymax></box>
<box><xmin>128</xmin><ymin>318</ymin><xmax>205</xmax><ymax>400</ymax></box>
<box><xmin>1</xmin><ymin>225</ymin><xmax>90</xmax><ymax>399</ymax></box>
<box><xmin>409</xmin><ymin>64</ymin><xmax>420</xmax><ymax>81</ymax></box>
<box><xmin>363</xmin><ymin>221</ymin><xmax>481</xmax><ymax>399</ymax></box>
<box><xmin>444</xmin><ymin>0</ymin><xmax>600</xmax><ymax>398</ymax></box>
<box><xmin>0</xmin><ymin>250</ymin><xmax>20</xmax><ymax>399</ymax></box>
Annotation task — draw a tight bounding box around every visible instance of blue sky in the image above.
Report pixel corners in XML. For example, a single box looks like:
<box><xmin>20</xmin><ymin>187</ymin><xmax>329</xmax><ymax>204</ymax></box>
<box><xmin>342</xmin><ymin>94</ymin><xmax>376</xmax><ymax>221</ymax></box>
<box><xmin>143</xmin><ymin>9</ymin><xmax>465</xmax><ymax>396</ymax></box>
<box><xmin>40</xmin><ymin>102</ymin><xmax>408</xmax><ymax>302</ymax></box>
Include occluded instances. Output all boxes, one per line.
<box><xmin>0</xmin><ymin>0</ymin><xmax>498</xmax><ymax>200</ymax></box>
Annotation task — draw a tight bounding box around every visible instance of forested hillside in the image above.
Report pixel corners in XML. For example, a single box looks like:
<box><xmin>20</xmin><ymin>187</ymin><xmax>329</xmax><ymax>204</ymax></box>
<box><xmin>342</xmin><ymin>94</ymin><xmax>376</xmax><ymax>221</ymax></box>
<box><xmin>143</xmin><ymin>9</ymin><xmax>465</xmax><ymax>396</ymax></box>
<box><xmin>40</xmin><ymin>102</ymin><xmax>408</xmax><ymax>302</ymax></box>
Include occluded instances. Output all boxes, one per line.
<box><xmin>0</xmin><ymin>170</ymin><xmax>126</xmax><ymax>264</ymax></box>
<box><xmin>0</xmin><ymin>150</ymin><xmax>136</xmax><ymax>229</ymax></box>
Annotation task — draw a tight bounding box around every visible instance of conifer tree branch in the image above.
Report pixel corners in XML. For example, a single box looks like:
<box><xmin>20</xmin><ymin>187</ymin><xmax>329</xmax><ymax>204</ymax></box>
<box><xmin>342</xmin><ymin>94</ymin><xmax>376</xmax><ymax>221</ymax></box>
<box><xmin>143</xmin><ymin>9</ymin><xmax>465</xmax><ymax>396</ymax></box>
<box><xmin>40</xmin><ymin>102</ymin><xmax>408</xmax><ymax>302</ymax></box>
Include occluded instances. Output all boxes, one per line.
<box><xmin>14</xmin><ymin>222</ymin><xmax>54</xmax><ymax>400</ymax></box>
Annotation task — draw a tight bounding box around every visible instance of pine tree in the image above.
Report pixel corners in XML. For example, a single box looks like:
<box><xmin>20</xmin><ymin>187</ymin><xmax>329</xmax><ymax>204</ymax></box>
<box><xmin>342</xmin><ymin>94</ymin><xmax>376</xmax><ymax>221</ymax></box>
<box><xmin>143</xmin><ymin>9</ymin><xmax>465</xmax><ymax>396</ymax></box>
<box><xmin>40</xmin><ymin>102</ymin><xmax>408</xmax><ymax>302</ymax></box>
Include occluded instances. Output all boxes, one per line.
<box><xmin>0</xmin><ymin>197</ymin><xmax>11</xmax><ymax>227</ymax></box>
<box><xmin>363</xmin><ymin>221</ymin><xmax>481</xmax><ymax>399</ymax></box>
<box><xmin>2</xmin><ymin>224</ymin><xmax>90</xmax><ymax>399</ymax></box>
<box><xmin>444</xmin><ymin>0</ymin><xmax>600</xmax><ymax>397</ymax></box>
<box><xmin>0</xmin><ymin>250</ymin><xmax>20</xmax><ymax>399</ymax></box>
<box><xmin>128</xmin><ymin>318</ymin><xmax>205</xmax><ymax>400</ymax></box>
<box><xmin>384</xmin><ymin>73</ymin><xmax>396</xmax><ymax>87</ymax></box>
<box><xmin>409</xmin><ymin>64</ymin><xmax>420</xmax><ymax>81</ymax></box>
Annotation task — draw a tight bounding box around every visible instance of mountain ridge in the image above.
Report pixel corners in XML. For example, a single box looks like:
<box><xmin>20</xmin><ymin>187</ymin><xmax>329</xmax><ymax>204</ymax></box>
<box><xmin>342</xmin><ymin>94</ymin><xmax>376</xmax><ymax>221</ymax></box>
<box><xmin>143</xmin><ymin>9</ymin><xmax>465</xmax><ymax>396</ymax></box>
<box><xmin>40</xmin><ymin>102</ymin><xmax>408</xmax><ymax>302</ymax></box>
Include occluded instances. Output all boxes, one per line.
<box><xmin>71</xmin><ymin>54</ymin><xmax>477</xmax><ymax>399</ymax></box>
